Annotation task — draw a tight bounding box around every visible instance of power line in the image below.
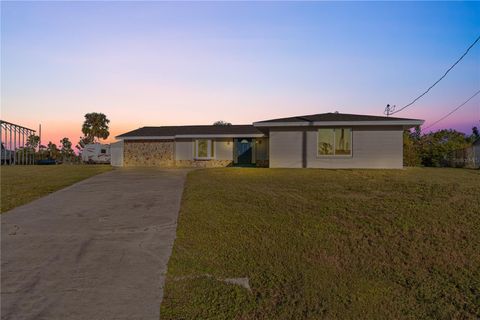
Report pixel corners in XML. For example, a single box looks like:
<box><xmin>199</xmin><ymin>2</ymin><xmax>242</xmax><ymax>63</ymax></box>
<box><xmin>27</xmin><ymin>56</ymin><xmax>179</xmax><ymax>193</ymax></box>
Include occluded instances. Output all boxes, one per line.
<box><xmin>423</xmin><ymin>89</ymin><xmax>480</xmax><ymax>130</ymax></box>
<box><xmin>385</xmin><ymin>35</ymin><xmax>480</xmax><ymax>116</ymax></box>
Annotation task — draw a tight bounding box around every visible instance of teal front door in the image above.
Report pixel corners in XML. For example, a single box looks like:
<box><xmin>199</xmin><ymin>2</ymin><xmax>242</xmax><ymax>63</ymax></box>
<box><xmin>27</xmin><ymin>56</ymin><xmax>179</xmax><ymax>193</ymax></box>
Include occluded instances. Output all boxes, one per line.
<box><xmin>236</xmin><ymin>138</ymin><xmax>252</xmax><ymax>164</ymax></box>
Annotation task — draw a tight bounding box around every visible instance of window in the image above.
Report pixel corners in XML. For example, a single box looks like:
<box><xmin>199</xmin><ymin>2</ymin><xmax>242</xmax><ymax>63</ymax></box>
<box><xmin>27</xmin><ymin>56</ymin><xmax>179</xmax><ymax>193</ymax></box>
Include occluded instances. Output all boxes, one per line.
<box><xmin>194</xmin><ymin>139</ymin><xmax>215</xmax><ymax>159</ymax></box>
<box><xmin>317</xmin><ymin>128</ymin><xmax>352</xmax><ymax>156</ymax></box>
<box><xmin>100</xmin><ymin>149</ymin><xmax>106</xmax><ymax>154</ymax></box>
<box><xmin>318</xmin><ymin>129</ymin><xmax>334</xmax><ymax>155</ymax></box>
<box><xmin>335</xmin><ymin>128</ymin><xmax>351</xmax><ymax>155</ymax></box>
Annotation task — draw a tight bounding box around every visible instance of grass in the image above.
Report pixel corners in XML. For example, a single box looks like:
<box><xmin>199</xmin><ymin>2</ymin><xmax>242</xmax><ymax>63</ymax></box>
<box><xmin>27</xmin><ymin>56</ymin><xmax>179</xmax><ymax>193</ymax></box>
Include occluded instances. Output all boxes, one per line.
<box><xmin>0</xmin><ymin>164</ymin><xmax>112</xmax><ymax>212</ymax></box>
<box><xmin>161</xmin><ymin>168</ymin><xmax>480</xmax><ymax>319</ymax></box>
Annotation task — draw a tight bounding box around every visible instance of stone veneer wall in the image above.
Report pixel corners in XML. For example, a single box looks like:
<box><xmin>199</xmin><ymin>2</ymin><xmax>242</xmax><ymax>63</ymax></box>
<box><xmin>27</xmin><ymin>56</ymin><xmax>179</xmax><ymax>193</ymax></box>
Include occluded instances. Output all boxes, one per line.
<box><xmin>256</xmin><ymin>160</ymin><xmax>269</xmax><ymax>168</ymax></box>
<box><xmin>124</xmin><ymin>140</ymin><xmax>265</xmax><ymax>168</ymax></box>
<box><xmin>175</xmin><ymin>160</ymin><xmax>233</xmax><ymax>168</ymax></box>
<box><xmin>124</xmin><ymin>140</ymin><xmax>175</xmax><ymax>167</ymax></box>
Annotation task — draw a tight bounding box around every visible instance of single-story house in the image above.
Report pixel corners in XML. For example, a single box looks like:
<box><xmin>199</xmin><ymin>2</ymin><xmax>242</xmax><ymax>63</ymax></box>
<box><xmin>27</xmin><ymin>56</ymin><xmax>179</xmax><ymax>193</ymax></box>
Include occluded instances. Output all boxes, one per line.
<box><xmin>113</xmin><ymin>112</ymin><xmax>424</xmax><ymax>168</ymax></box>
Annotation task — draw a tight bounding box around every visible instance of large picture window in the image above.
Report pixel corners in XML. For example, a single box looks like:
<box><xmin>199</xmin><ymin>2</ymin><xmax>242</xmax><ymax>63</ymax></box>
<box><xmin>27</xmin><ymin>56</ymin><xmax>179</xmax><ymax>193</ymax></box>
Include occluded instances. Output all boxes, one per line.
<box><xmin>194</xmin><ymin>139</ymin><xmax>215</xmax><ymax>159</ymax></box>
<box><xmin>317</xmin><ymin>128</ymin><xmax>352</xmax><ymax>156</ymax></box>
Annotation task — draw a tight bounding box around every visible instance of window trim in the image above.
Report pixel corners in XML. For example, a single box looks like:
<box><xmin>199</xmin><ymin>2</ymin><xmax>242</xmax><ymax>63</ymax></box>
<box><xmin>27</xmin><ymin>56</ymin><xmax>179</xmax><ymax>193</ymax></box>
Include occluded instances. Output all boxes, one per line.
<box><xmin>194</xmin><ymin>139</ymin><xmax>215</xmax><ymax>160</ymax></box>
<box><xmin>316</xmin><ymin>128</ymin><xmax>353</xmax><ymax>158</ymax></box>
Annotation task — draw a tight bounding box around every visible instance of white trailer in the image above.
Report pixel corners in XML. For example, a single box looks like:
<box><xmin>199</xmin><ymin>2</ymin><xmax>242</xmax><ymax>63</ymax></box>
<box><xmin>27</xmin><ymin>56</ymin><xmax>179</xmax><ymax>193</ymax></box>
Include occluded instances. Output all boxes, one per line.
<box><xmin>81</xmin><ymin>143</ymin><xmax>111</xmax><ymax>164</ymax></box>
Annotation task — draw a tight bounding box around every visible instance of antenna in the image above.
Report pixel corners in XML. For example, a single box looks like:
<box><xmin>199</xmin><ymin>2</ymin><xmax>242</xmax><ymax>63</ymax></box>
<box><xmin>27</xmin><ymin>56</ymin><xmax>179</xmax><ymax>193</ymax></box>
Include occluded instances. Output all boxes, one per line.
<box><xmin>384</xmin><ymin>104</ymin><xmax>396</xmax><ymax>116</ymax></box>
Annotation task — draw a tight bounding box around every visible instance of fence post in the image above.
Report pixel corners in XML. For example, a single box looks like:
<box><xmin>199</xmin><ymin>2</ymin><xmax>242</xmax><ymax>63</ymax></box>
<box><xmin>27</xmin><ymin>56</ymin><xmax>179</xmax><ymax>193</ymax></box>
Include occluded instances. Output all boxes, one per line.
<box><xmin>0</xmin><ymin>122</ymin><xmax>2</xmax><ymax>165</ymax></box>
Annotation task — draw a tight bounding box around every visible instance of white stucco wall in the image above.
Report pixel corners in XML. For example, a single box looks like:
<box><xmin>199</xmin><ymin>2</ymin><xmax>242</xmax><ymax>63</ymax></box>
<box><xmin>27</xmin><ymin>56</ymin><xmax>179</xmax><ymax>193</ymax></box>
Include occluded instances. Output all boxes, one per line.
<box><xmin>269</xmin><ymin>126</ymin><xmax>404</xmax><ymax>169</ymax></box>
<box><xmin>110</xmin><ymin>141</ymin><xmax>124</xmax><ymax>167</ymax></box>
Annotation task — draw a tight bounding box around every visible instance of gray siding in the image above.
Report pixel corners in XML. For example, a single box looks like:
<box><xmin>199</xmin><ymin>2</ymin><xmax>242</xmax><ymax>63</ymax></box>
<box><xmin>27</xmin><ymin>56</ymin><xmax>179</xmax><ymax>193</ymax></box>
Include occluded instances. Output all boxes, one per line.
<box><xmin>269</xmin><ymin>129</ymin><xmax>303</xmax><ymax>168</ymax></box>
<box><xmin>175</xmin><ymin>139</ymin><xmax>193</xmax><ymax>160</ymax></box>
<box><xmin>175</xmin><ymin>138</ymin><xmax>233</xmax><ymax>160</ymax></box>
<box><xmin>215</xmin><ymin>139</ymin><xmax>233</xmax><ymax>160</ymax></box>
<box><xmin>255</xmin><ymin>138</ymin><xmax>269</xmax><ymax>161</ymax></box>
<box><xmin>269</xmin><ymin>126</ymin><xmax>403</xmax><ymax>169</ymax></box>
<box><xmin>307</xmin><ymin>126</ymin><xmax>403</xmax><ymax>169</ymax></box>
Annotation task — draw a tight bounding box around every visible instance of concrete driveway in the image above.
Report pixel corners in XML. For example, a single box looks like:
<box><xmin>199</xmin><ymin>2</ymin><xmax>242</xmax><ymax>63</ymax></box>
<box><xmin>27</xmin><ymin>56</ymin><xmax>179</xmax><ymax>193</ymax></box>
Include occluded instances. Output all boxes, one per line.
<box><xmin>1</xmin><ymin>168</ymin><xmax>189</xmax><ymax>320</ymax></box>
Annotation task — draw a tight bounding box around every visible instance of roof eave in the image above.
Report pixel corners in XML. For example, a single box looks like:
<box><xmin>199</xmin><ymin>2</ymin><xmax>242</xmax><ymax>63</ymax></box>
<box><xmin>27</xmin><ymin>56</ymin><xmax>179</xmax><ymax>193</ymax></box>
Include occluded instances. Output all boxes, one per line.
<box><xmin>116</xmin><ymin>136</ymin><xmax>175</xmax><ymax>140</ymax></box>
<box><xmin>116</xmin><ymin>133</ymin><xmax>265</xmax><ymax>140</ymax></box>
<box><xmin>253</xmin><ymin>120</ymin><xmax>425</xmax><ymax>127</ymax></box>
<box><xmin>176</xmin><ymin>133</ymin><xmax>264</xmax><ymax>138</ymax></box>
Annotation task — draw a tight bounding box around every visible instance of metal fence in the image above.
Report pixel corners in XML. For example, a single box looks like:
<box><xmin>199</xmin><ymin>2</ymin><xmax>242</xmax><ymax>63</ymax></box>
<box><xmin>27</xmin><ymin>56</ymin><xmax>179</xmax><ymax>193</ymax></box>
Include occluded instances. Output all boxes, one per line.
<box><xmin>445</xmin><ymin>143</ymin><xmax>480</xmax><ymax>169</ymax></box>
<box><xmin>0</xmin><ymin>120</ymin><xmax>36</xmax><ymax>165</ymax></box>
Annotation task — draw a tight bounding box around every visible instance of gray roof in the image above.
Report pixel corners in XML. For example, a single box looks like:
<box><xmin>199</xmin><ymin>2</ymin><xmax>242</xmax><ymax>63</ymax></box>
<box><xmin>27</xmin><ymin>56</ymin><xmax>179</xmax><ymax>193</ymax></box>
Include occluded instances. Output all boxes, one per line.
<box><xmin>118</xmin><ymin>113</ymin><xmax>424</xmax><ymax>138</ymax></box>
<box><xmin>117</xmin><ymin>125</ymin><xmax>262</xmax><ymax>138</ymax></box>
<box><xmin>255</xmin><ymin>112</ymin><xmax>423</xmax><ymax>123</ymax></box>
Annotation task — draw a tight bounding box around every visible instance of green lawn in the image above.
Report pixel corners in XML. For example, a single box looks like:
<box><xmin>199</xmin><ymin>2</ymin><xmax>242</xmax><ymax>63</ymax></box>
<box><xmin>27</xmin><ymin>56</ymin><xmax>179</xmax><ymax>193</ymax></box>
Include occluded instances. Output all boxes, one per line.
<box><xmin>0</xmin><ymin>165</ymin><xmax>112</xmax><ymax>212</ymax></box>
<box><xmin>161</xmin><ymin>168</ymin><xmax>480</xmax><ymax>319</ymax></box>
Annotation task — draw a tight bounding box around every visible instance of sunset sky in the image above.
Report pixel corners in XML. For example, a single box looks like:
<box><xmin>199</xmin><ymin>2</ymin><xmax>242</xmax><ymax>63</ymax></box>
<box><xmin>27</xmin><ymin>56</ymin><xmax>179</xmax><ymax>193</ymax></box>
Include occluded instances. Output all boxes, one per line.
<box><xmin>2</xmin><ymin>1</ymin><xmax>479</xmax><ymax>146</ymax></box>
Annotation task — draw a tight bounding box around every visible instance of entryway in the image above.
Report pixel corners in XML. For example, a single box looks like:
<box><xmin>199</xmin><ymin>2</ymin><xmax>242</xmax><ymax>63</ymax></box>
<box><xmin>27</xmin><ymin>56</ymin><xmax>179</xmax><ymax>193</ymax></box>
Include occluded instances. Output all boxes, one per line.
<box><xmin>235</xmin><ymin>138</ymin><xmax>253</xmax><ymax>166</ymax></box>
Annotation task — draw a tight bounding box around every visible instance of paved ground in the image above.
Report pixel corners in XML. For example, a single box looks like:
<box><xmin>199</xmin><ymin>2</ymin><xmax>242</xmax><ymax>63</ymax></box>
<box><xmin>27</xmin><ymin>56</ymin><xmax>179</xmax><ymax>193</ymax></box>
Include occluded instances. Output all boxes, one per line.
<box><xmin>1</xmin><ymin>168</ymin><xmax>189</xmax><ymax>320</ymax></box>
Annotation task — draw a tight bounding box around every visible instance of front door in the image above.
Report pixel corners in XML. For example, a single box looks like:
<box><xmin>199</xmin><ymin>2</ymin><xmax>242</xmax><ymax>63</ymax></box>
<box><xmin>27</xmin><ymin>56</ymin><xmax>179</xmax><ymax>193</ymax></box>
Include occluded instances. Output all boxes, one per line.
<box><xmin>236</xmin><ymin>138</ymin><xmax>252</xmax><ymax>164</ymax></box>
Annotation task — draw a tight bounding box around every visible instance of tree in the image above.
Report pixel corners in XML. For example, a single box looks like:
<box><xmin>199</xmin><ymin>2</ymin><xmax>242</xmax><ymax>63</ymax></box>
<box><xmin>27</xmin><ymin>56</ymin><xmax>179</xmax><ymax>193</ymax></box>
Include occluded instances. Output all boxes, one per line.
<box><xmin>411</xmin><ymin>125</ymin><xmax>422</xmax><ymax>141</ymax></box>
<box><xmin>213</xmin><ymin>120</ymin><xmax>232</xmax><ymax>126</ymax></box>
<box><xmin>403</xmin><ymin>126</ymin><xmax>422</xmax><ymax>167</ymax></box>
<box><xmin>47</xmin><ymin>142</ymin><xmax>60</xmax><ymax>160</ymax></box>
<box><xmin>38</xmin><ymin>144</ymin><xmax>47</xmax><ymax>160</ymax></box>
<box><xmin>419</xmin><ymin>129</ymin><xmax>470</xmax><ymax>167</ymax></box>
<box><xmin>81</xmin><ymin>112</ymin><xmax>110</xmax><ymax>142</ymax></box>
<box><xmin>60</xmin><ymin>137</ymin><xmax>74</xmax><ymax>162</ymax></box>
<box><xmin>403</xmin><ymin>130</ymin><xmax>421</xmax><ymax>167</ymax></box>
<box><xmin>402</xmin><ymin>126</ymin><xmax>473</xmax><ymax>167</ymax></box>
<box><xmin>469</xmin><ymin>126</ymin><xmax>479</xmax><ymax>143</ymax></box>
<box><xmin>75</xmin><ymin>135</ymin><xmax>94</xmax><ymax>153</ymax></box>
<box><xmin>26</xmin><ymin>135</ymin><xmax>40</xmax><ymax>151</ymax></box>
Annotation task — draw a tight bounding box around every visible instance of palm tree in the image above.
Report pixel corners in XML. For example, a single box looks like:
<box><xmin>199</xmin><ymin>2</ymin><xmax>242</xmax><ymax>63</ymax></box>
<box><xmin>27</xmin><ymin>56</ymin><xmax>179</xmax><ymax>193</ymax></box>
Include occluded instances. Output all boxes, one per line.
<box><xmin>76</xmin><ymin>135</ymin><xmax>94</xmax><ymax>153</ymax></box>
<box><xmin>47</xmin><ymin>142</ymin><xmax>60</xmax><ymax>159</ymax></box>
<box><xmin>26</xmin><ymin>135</ymin><xmax>40</xmax><ymax>151</ymax></box>
<box><xmin>81</xmin><ymin>113</ymin><xmax>110</xmax><ymax>142</ymax></box>
<box><xmin>60</xmin><ymin>137</ymin><xmax>74</xmax><ymax>162</ymax></box>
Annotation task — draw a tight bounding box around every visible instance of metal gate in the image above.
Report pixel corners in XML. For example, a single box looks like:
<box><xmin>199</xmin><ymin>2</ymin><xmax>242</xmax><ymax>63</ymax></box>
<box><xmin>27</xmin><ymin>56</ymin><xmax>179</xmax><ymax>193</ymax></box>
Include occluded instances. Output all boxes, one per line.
<box><xmin>0</xmin><ymin>120</ymin><xmax>36</xmax><ymax>165</ymax></box>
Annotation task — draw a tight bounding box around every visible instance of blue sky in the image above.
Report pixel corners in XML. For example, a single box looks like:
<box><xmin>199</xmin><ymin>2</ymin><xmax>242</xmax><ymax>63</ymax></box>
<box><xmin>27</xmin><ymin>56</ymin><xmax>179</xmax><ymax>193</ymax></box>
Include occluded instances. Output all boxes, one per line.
<box><xmin>1</xmin><ymin>1</ymin><xmax>479</xmax><ymax>143</ymax></box>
